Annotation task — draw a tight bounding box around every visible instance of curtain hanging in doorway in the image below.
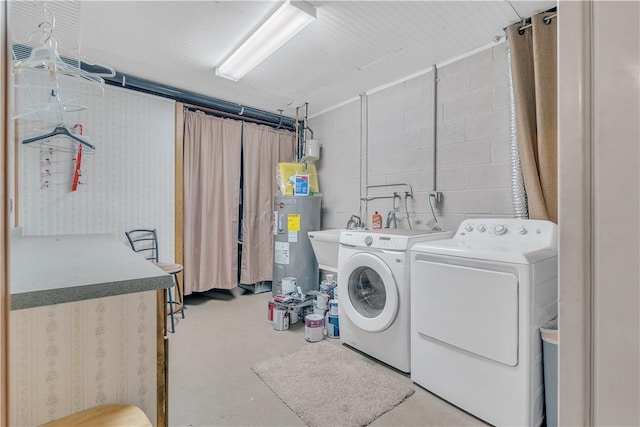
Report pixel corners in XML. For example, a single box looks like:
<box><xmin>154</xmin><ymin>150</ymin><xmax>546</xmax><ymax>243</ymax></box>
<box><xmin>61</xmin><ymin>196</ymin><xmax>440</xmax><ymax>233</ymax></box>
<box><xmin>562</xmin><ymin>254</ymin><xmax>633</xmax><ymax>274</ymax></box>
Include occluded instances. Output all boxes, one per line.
<box><xmin>183</xmin><ymin>111</ymin><xmax>242</xmax><ymax>293</ymax></box>
<box><xmin>240</xmin><ymin>123</ymin><xmax>295</xmax><ymax>284</ymax></box>
<box><xmin>507</xmin><ymin>12</ymin><xmax>558</xmax><ymax>222</ymax></box>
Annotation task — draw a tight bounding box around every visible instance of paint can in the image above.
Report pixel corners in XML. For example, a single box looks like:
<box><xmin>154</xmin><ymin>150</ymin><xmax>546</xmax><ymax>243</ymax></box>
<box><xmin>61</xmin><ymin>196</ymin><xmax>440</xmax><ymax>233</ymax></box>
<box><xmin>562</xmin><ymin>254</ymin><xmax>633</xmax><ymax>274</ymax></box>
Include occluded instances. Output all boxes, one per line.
<box><xmin>327</xmin><ymin>314</ymin><xmax>340</xmax><ymax>339</ymax></box>
<box><xmin>305</xmin><ymin>314</ymin><xmax>324</xmax><ymax>342</ymax></box>
<box><xmin>268</xmin><ymin>300</ymin><xmax>275</xmax><ymax>321</ymax></box>
<box><xmin>329</xmin><ymin>299</ymin><xmax>338</xmax><ymax>316</ymax></box>
<box><xmin>273</xmin><ymin>307</ymin><xmax>289</xmax><ymax>331</ymax></box>
<box><xmin>316</xmin><ymin>293</ymin><xmax>328</xmax><ymax>309</ymax></box>
<box><xmin>289</xmin><ymin>307</ymin><xmax>299</xmax><ymax>324</ymax></box>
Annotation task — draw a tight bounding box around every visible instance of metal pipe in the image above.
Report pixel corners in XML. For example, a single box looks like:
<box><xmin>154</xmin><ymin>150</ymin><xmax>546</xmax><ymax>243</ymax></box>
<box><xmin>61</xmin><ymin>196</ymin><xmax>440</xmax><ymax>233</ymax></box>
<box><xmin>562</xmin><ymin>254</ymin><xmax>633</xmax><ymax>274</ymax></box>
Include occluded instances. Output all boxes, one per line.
<box><xmin>432</xmin><ymin>64</ymin><xmax>438</xmax><ymax>193</ymax></box>
<box><xmin>365</xmin><ymin>182</ymin><xmax>413</xmax><ymax>197</ymax></box>
<box><xmin>360</xmin><ymin>195</ymin><xmax>400</xmax><ymax>202</ymax></box>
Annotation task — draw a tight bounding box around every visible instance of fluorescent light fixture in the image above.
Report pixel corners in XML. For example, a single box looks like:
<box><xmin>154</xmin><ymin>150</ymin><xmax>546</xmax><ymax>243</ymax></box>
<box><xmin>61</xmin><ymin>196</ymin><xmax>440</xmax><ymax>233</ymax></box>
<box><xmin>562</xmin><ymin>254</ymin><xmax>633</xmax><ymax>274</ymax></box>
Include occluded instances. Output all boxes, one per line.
<box><xmin>215</xmin><ymin>1</ymin><xmax>316</xmax><ymax>81</ymax></box>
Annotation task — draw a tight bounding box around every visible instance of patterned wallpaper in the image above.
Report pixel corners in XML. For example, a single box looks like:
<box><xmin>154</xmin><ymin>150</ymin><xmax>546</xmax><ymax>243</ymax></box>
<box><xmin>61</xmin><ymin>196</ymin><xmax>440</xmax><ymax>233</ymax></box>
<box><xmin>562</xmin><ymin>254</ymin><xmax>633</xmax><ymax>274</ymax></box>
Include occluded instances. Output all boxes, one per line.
<box><xmin>16</xmin><ymin>85</ymin><xmax>176</xmax><ymax>260</ymax></box>
<box><xmin>10</xmin><ymin>292</ymin><xmax>158</xmax><ymax>426</ymax></box>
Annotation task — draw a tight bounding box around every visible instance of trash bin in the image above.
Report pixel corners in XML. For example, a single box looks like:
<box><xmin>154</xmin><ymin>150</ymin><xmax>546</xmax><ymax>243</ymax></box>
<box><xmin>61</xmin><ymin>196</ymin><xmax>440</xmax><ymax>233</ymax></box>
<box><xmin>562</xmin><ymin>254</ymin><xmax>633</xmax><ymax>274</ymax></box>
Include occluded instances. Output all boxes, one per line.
<box><xmin>541</xmin><ymin>318</ymin><xmax>558</xmax><ymax>427</ymax></box>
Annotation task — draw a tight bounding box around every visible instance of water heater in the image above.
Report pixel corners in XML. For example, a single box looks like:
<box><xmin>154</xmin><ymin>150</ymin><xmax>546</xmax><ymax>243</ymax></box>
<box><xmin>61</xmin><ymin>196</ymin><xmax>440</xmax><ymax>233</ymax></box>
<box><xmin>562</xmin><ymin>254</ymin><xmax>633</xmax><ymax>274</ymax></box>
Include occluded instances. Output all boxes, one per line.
<box><xmin>273</xmin><ymin>195</ymin><xmax>321</xmax><ymax>296</ymax></box>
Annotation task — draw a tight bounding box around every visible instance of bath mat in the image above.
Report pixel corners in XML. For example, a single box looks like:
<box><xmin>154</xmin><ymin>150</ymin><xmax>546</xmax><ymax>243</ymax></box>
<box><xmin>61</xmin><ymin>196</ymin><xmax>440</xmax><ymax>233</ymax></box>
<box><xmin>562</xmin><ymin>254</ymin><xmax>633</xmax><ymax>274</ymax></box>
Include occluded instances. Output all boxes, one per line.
<box><xmin>252</xmin><ymin>340</ymin><xmax>414</xmax><ymax>427</ymax></box>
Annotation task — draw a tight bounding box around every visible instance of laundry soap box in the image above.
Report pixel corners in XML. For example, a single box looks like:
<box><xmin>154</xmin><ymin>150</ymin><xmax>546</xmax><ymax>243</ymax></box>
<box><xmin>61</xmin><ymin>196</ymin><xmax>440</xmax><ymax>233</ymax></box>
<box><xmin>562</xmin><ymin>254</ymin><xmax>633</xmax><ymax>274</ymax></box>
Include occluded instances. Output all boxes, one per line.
<box><xmin>294</xmin><ymin>175</ymin><xmax>309</xmax><ymax>195</ymax></box>
<box><xmin>276</xmin><ymin>162</ymin><xmax>319</xmax><ymax>195</ymax></box>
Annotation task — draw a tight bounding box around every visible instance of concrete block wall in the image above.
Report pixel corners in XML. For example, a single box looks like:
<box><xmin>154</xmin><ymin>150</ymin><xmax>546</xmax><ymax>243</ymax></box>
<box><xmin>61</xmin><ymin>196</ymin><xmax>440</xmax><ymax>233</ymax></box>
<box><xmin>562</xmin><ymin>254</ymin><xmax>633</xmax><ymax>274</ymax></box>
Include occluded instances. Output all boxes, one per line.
<box><xmin>308</xmin><ymin>100</ymin><xmax>361</xmax><ymax>229</ymax></box>
<box><xmin>310</xmin><ymin>43</ymin><xmax>514</xmax><ymax>232</ymax></box>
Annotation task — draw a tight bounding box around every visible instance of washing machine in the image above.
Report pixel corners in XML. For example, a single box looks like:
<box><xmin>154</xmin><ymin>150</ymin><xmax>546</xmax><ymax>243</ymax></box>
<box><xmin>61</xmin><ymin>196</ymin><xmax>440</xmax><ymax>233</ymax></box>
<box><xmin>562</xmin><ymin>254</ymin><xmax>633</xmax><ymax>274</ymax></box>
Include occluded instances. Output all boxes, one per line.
<box><xmin>337</xmin><ymin>228</ymin><xmax>452</xmax><ymax>373</ymax></box>
<box><xmin>410</xmin><ymin>219</ymin><xmax>558</xmax><ymax>427</ymax></box>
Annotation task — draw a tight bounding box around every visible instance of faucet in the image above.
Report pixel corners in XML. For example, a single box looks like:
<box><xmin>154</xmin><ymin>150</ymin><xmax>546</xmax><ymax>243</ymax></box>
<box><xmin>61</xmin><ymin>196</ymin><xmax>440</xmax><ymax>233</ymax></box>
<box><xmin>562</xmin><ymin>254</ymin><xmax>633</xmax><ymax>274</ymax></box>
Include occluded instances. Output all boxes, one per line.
<box><xmin>385</xmin><ymin>211</ymin><xmax>398</xmax><ymax>229</ymax></box>
<box><xmin>346</xmin><ymin>215</ymin><xmax>364</xmax><ymax>230</ymax></box>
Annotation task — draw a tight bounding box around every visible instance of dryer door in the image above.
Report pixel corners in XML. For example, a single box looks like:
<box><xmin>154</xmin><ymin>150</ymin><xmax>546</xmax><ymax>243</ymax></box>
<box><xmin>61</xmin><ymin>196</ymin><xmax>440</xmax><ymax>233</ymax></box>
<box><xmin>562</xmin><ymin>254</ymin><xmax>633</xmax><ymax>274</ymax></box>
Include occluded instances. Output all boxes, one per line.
<box><xmin>340</xmin><ymin>252</ymin><xmax>399</xmax><ymax>332</ymax></box>
<box><xmin>412</xmin><ymin>259</ymin><xmax>519</xmax><ymax>366</ymax></box>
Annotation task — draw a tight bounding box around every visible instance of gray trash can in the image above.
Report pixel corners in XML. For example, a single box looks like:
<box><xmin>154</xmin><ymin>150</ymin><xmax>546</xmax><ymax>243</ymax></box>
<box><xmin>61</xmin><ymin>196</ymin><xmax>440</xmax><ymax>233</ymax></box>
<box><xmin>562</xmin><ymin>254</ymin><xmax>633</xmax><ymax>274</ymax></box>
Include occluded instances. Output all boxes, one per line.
<box><xmin>541</xmin><ymin>318</ymin><xmax>558</xmax><ymax>427</ymax></box>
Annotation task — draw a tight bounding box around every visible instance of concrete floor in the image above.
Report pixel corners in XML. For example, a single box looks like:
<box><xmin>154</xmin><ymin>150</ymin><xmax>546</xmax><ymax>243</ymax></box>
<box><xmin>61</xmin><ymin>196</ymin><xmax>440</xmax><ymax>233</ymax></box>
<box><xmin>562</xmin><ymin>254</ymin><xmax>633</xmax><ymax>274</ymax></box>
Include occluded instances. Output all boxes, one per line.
<box><xmin>168</xmin><ymin>288</ymin><xmax>486</xmax><ymax>427</ymax></box>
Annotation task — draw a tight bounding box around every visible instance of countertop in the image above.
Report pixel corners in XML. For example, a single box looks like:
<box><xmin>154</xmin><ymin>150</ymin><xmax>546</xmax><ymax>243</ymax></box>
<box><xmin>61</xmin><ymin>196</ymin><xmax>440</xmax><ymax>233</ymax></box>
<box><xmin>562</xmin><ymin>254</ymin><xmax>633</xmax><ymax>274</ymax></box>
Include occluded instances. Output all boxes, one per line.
<box><xmin>10</xmin><ymin>232</ymin><xmax>174</xmax><ymax>310</ymax></box>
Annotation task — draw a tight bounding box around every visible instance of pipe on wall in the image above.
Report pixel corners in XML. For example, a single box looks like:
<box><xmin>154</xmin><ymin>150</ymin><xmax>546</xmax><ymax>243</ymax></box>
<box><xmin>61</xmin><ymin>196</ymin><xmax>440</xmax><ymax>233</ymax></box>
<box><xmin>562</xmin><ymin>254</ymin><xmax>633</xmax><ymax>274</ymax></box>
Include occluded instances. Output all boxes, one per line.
<box><xmin>102</xmin><ymin>71</ymin><xmax>296</xmax><ymax>130</ymax></box>
<box><xmin>11</xmin><ymin>43</ymin><xmax>297</xmax><ymax>130</ymax></box>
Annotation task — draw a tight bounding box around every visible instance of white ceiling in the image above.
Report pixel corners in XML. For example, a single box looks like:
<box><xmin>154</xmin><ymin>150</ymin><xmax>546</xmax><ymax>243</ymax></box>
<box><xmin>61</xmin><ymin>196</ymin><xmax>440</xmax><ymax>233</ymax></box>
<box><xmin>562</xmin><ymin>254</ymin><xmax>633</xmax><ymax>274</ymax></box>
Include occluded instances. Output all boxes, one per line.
<box><xmin>11</xmin><ymin>1</ymin><xmax>557</xmax><ymax>118</ymax></box>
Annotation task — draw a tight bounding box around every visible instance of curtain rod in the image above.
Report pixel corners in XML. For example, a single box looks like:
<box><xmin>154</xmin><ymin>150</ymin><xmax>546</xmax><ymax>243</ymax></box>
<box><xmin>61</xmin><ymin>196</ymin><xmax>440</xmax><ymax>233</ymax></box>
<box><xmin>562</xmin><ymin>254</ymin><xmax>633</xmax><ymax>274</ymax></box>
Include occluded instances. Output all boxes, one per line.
<box><xmin>503</xmin><ymin>7</ymin><xmax>557</xmax><ymax>33</ymax></box>
<box><xmin>497</xmin><ymin>6</ymin><xmax>558</xmax><ymax>33</ymax></box>
<box><xmin>518</xmin><ymin>13</ymin><xmax>557</xmax><ymax>32</ymax></box>
<box><xmin>183</xmin><ymin>104</ymin><xmax>293</xmax><ymax>130</ymax></box>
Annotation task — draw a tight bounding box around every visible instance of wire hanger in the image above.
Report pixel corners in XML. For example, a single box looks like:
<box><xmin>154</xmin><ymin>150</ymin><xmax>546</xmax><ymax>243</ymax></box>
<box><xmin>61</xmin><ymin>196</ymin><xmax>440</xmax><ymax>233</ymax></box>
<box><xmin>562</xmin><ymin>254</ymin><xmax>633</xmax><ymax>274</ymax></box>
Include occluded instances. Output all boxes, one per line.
<box><xmin>22</xmin><ymin>123</ymin><xmax>95</xmax><ymax>151</ymax></box>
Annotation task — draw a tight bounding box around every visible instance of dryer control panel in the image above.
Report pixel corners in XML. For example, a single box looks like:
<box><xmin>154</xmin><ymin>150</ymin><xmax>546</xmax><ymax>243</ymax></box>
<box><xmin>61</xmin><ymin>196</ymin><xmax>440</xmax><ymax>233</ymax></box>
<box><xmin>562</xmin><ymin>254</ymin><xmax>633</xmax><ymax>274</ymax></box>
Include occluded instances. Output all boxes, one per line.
<box><xmin>456</xmin><ymin>219</ymin><xmax>557</xmax><ymax>251</ymax></box>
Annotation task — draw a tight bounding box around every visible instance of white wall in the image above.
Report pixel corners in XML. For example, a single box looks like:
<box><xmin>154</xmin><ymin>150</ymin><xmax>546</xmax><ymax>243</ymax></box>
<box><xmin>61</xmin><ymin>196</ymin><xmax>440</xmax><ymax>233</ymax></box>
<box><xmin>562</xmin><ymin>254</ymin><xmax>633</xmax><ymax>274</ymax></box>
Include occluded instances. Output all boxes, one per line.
<box><xmin>16</xmin><ymin>85</ymin><xmax>176</xmax><ymax>260</ymax></box>
<box><xmin>590</xmin><ymin>1</ymin><xmax>639</xmax><ymax>424</ymax></box>
<box><xmin>310</xmin><ymin>44</ymin><xmax>514</xmax><ymax>232</ymax></box>
<box><xmin>558</xmin><ymin>1</ymin><xmax>640</xmax><ymax>425</ymax></box>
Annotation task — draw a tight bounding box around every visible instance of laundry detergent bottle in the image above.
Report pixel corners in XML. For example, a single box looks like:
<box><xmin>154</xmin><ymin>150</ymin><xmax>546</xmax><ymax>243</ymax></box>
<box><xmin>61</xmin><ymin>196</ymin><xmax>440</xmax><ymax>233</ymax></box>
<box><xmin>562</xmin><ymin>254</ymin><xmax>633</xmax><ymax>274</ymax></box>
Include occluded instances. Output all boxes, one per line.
<box><xmin>372</xmin><ymin>211</ymin><xmax>382</xmax><ymax>229</ymax></box>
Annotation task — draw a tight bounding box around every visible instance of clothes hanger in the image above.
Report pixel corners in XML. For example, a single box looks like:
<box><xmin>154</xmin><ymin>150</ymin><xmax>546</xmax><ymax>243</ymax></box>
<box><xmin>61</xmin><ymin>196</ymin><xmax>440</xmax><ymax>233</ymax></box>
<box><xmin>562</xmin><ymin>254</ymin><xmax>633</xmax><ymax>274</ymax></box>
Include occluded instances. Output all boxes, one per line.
<box><xmin>12</xmin><ymin>5</ymin><xmax>115</xmax><ymax>94</ymax></box>
<box><xmin>22</xmin><ymin>124</ymin><xmax>95</xmax><ymax>151</ymax></box>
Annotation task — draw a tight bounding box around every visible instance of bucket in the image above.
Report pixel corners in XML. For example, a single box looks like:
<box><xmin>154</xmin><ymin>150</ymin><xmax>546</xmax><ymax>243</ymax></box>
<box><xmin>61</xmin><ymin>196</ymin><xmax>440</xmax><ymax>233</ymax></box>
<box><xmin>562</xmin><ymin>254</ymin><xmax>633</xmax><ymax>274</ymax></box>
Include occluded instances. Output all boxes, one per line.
<box><xmin>303</xmin><ymin>139</ymin><xmax>320</xmax><ymax>161</ymax></box>
<box><xmin>305</xmin><ymin>314</ymin><xmax>324</xmax><ymax>342</ymax></box>
<box><xmin>273</xmin><ymin>308</ymin><xmax>289</xmax><ymax>331</ymax></box>
<box><xmin>281</xmin><ymin>277</ymin><xmax>297</xmax><ymax>294</ymax></box>
<box><xmin>327</xmin><ymin>314</ymin><xmax>340</xmax><ymax>339</ymax></box>
<box><xmin>289</xmin><ymin>307</ymin><xmax>299</xmax><ymax>324</ymax></box>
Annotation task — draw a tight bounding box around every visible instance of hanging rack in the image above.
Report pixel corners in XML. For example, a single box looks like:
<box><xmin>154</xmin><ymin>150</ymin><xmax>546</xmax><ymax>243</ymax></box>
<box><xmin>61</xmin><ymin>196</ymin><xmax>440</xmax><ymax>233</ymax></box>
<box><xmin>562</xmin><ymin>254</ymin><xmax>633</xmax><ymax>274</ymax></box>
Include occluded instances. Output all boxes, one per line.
<box><xmin>22</xmin><ymin>123</ymin><xmax>95</xmax><ymax>151</ymax></box>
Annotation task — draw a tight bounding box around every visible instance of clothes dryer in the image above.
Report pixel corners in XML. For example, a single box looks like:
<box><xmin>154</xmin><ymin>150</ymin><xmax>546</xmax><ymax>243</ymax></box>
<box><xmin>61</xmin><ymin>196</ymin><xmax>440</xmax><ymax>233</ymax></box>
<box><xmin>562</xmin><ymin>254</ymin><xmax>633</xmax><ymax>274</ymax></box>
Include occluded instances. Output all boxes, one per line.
<box><xmin>410</xmin><ymin>219</ymin><xmax>558</xmax><ymax>426</ymax></box>
<box><xmin>337</xmin><ymin>228</ymin><xmax>452</xmax><ymax>373</ymax></box>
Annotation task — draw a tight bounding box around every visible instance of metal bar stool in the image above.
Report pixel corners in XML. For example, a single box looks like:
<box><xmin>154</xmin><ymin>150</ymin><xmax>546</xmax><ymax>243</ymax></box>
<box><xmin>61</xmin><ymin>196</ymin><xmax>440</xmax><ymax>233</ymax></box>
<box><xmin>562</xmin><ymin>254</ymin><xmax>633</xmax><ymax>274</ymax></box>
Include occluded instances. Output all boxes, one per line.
<box><xmin>125</xmin><ymin>228</ymin><xmax>185</xmax><ymax>333</ymax></box>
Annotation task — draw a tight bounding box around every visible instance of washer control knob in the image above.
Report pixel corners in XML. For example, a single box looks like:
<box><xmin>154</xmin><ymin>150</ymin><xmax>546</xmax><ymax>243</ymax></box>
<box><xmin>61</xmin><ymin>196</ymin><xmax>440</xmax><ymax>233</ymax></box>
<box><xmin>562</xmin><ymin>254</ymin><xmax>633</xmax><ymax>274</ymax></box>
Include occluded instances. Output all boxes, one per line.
<box><xmin>365</xmin><ymin>236</ymin><xmax>373</xmax><ymax>246</ymax></box>
<box><xmin>478</xmin><ymin>225</ymin><xmax>486</xmax><ymax>232</ymax></box>
<box><xmin>464</xmin><ymin>224</ymin><xmax>473</xmax><ymax>232</ymax></box>
<box><xmin>517</xmin><ymin>226</ymin><xmax>527</xmax><ymax>235</ymax></box>
<box><xmin>494</xmin><ymin>224</ymin><xmax>507</xmax><ymax>235</ymax></box>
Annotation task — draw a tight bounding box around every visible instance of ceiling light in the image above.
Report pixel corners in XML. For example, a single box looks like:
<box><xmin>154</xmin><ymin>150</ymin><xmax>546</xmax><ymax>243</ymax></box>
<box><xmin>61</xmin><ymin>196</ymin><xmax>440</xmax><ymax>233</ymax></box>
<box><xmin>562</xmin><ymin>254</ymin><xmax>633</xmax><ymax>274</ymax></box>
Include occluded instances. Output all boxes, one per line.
<box><xmin>215</xmin><ymin>1</ymin><xmax>316</xmax><ymax>81</ymax></box>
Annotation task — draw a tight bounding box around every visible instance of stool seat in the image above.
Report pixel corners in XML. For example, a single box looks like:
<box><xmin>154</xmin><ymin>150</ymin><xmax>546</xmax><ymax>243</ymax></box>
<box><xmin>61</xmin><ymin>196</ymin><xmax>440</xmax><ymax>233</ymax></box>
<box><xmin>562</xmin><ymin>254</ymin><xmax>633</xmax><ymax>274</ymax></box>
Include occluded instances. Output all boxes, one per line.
<box><xmin>41</xmin><ymin>404</ymin><xmax>152</xmax><ymax>427</ymax></box>
<box><xmin>155</xmin><ymin>261</ymin><xmax>184</xmax><ymax>275</ymax></box>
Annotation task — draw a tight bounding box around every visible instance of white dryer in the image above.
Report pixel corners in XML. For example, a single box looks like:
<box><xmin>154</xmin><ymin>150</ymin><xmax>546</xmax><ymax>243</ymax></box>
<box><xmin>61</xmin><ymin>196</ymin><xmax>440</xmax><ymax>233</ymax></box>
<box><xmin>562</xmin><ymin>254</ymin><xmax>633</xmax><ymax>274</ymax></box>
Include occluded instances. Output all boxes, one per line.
<box><xmin>410</xmin><ymin>219</ymin><xmax>558</xmax><ymax>427</ymax></box>
<box><xmin>338</xmin><ymin>228</ymin><xmax>452</xmax><ymax>373</ymax></box>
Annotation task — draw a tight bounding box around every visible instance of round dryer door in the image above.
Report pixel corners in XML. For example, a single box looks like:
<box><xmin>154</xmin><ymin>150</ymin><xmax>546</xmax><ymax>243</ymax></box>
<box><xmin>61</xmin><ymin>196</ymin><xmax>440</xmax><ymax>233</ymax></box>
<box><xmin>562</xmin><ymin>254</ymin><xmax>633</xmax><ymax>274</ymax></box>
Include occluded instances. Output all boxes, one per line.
<box><xmin>340</xmin><ymin>252</ymin><xmax>399</xmax><ymax>332</ymax></box>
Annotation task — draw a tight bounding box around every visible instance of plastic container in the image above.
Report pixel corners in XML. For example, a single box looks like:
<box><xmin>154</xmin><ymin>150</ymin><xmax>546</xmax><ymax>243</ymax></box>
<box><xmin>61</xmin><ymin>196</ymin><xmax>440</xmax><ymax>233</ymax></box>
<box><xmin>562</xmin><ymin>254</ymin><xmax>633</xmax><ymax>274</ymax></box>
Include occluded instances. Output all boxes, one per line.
<box><xmin>540</xmin><ymin>318</ymin><xmax>558</xmax><ymax>427</ymax></box>
<box><xmin>372</xmin><ymin>212</ymin><xmax>382</xmax><ymax>229</ymax></box>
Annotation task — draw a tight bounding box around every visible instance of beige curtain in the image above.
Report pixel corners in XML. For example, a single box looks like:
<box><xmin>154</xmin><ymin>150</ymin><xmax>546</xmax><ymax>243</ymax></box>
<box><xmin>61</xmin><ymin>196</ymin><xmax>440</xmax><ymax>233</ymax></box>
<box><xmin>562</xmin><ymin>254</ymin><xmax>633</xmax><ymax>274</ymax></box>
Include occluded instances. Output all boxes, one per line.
<box><xmin>240</xmin><ymin>123</ymin><xmax>295</xmax><ymax>284</ymax></box>
<box><xmin>508</xmin><ymin>12</ymin><xmax>558</xmax><ymax>222</ymax></box>
<box><xmin>183</xmin><ymin>111</ymin><xmax>242</xmax><ymax>293</ymax></box>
